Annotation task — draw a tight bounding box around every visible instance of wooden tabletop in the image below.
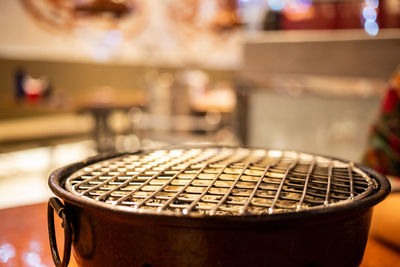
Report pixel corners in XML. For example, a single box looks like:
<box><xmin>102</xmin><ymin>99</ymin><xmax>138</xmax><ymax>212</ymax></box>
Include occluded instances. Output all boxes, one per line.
<box><xmin>0</xmin><ymin>202</ymin><xmax>399</xmax><ymax>266</ymax></box>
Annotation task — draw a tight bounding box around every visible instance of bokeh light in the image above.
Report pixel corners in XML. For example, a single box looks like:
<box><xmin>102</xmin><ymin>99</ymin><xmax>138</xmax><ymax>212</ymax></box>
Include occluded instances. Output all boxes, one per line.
<box><xmin>0</xmin><ymin>243</ymin><xmax>15</xmax><ymax>263</ymax></box>
<box><xmin>268</xmin><ymin>0</ymin><xmax>285</xmax><ymax>11</ymax></box>
<box><xmin>364</xmin><ymin>20</ymin><xmax>379</xmax><ymax>36</ymax></box>
<box><xmin>362</xmin><ymin>6</ymin><xmax>377</xmax><ymax>21</ymax></box>
<box><xmin>363</xmin><ymin>0</ymin><xmax>379</xmax><ymax>36</ymax></box>
<box><xmin>365</xmin><ymin>0</ymin><xmax>379</xmax><ymax>9</ymax></box>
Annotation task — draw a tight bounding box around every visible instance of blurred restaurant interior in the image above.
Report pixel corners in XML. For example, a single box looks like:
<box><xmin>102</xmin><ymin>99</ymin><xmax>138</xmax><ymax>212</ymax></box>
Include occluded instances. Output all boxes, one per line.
<box><xmin>0</xmin><ymin>0</ymin><xmax>400</xmax><ymax>266</ymax></box>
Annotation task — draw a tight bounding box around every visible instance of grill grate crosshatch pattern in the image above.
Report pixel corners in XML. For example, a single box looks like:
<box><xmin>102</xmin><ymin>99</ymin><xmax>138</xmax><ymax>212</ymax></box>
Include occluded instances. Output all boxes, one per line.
<box><xmin>65</xmin><ymin>147</ymin><xmax>376</xmax><ymax>216</ymax></box>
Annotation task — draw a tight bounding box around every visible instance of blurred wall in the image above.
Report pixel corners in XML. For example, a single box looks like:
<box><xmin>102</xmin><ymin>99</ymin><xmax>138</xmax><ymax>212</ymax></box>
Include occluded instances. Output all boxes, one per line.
<box><xmin>247</xmin><ymin>90</ymin><xmax>381</xmax><ymax>161</ymax></box>
<box><xmin>0</xmin><ymin>58</ymin><xmax>234</xmax><ymax>119</ymax></box>
<box><xmin>0</xmin><ymin>59</ymin><xmax>148</xmax><ymax>104</ymax></box>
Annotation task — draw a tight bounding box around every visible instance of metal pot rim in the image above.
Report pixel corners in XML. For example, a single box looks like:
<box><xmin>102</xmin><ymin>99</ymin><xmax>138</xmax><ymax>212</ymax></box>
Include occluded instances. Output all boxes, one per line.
<box><xmin>48</xmin><ymin>146</ymin><xmax>391</xmax><ymax>227</ymax></box>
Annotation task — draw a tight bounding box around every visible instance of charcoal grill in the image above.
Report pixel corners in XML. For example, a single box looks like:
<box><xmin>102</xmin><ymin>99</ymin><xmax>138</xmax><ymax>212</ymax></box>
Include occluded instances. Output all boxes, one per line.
<box><xmin>48</xmin><ymin>147</ymin><xmax>390</xmax><ymax>267</ymax></box>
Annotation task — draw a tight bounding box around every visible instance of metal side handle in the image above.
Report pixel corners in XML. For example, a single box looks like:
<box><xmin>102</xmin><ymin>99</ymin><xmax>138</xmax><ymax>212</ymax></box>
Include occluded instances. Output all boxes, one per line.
<box><xmin>48</xmin><ymin>197</ymin><xmax>72</xmax><ymax>267</ymax></box>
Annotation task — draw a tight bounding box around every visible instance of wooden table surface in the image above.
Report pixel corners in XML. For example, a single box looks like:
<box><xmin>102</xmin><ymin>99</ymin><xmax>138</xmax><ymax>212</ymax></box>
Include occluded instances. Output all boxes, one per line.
<box><xmin>0</xmin><ymin>202</ymin><xmax>399</xmax><ymax>266</ymax></box>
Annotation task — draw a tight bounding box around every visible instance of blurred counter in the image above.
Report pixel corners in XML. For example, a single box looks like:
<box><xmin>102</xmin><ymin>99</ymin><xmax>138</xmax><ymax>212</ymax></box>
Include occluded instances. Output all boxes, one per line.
<box><xmin>0</xmin><ymin>113</ymin><xmax>93</xmax><ymax>151</ymax></box>
<box><xmin>0</xmin><ymin>141</ymin><xmax>95</xmax><ymax>209</ymax></box>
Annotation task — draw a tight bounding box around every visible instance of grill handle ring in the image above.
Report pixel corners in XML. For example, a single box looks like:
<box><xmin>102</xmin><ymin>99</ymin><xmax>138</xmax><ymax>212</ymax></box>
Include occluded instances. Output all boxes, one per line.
<box><xmin>48</xmin><ymin>197</ymin><xmax>72</xmax><ymax>267</ymax></box>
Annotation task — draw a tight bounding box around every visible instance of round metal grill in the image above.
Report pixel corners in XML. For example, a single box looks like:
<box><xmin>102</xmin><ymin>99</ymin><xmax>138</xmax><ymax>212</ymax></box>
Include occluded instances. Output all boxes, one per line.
<box><xmin>65</xmin><ymin>147</ymin><xmax>376</xmax><ymax>216</ymax></box>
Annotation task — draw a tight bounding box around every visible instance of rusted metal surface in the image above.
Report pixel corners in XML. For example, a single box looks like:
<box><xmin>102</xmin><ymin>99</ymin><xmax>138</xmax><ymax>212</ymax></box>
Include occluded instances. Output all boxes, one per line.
<box><xmin>68</xmin><ymin>203</ymin><xmax>373</xmax><ymax>267</ymax></box>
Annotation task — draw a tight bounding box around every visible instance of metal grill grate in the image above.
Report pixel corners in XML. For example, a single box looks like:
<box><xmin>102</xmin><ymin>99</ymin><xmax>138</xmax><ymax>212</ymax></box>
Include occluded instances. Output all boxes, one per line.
<box><xmin>65</xmin><ymin>147</ymin><xmax>376</xmax><ymax>216</ymax></box>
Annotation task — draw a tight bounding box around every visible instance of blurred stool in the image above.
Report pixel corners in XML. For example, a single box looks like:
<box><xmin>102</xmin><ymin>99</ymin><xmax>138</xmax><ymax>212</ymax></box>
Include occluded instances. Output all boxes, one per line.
<box><xmin>79</xmin><ymin>104</ymin><xmax>132</xmax><ymax>153</ymax></box>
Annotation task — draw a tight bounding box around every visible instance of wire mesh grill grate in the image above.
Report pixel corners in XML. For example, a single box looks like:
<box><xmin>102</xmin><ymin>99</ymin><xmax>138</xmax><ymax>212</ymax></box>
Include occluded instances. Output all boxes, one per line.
<box><xmin>65</xmin><ymin>147</ymin><xmax>375</xmax><ymax>216</ymax></box>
